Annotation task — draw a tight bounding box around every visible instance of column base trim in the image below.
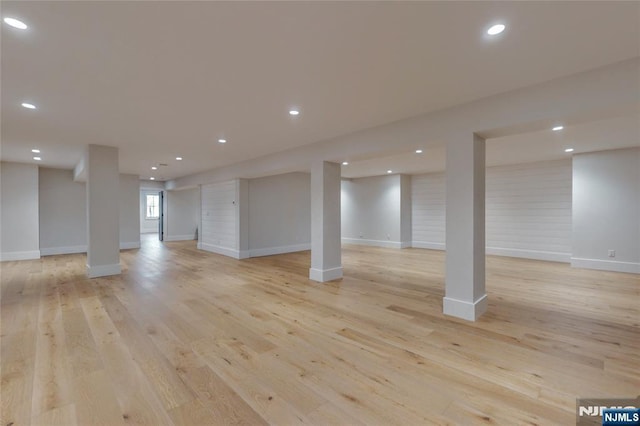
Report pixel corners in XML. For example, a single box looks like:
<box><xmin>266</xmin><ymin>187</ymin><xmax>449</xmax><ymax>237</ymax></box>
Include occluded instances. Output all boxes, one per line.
<box><xmin>309</xmin><ymin>267</ymin><xmax>343</xmax><ymax>282</ymax></box>
<box><xmin>443</xmin><ymin>294</ymin><xmax>487</xmax><ymax>321</ymax></box>
<box><xmin>87</xmin><ymin>263</ymin><xmax>121</xmax><ymax>278</ymax></box>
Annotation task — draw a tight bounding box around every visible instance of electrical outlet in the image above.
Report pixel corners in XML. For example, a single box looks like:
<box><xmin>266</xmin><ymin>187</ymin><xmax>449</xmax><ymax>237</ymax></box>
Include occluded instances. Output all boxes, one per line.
<box><xmin>608</xmin><ymin>249</ymin><xmax>615</xmax><ymax>258</ymax></box>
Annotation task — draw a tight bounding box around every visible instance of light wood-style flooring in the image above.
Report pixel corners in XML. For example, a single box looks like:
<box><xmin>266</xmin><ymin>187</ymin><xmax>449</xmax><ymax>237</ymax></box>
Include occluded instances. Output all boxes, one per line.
<box><xmin>1</xmin><ymin>235</ymin><xmax>639</xmax><ymax>425</ymax></box>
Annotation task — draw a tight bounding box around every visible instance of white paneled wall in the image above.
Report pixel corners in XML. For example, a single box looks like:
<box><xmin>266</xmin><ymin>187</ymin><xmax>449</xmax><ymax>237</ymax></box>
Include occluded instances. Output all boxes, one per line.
<box><xmin>199</xmin><ymin>180</ymin><xmax>241</xmax><ymax>258</ymax></box>
<box><xmin>411</xmin><ymin>173</ymin><xmax>446</xmax><ymax>250</ymax></box>
<box><xmin>412</xmin><ymin>160</ymin><xmax>572</xmax><ymax>262</ymax></box>
<box><xmin>486</xmin><ymin>160</ymin><xmax>572</xmax><ymax>261</ymax></box>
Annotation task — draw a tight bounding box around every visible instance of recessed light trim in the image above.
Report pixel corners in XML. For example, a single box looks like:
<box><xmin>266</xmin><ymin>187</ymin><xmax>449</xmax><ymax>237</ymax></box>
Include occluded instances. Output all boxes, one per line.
<box><xmin>387</xmin><ymin>170</ymin><xmax>392</xmax><ymax>174</ymax></box>
<box><xmin>4</xmin><ymin>17</ymin><xmax>27</xmax><ymax>30</ymax></box>
<box><xmin>218</xmin><ymin>139</ymin><xmax>227</xmax><ymax>143</ymax></box>
<box><xmin>552</xmin><ymin>126</ymin><xmax>564</xmax><ymax>131</ymax></box>
<box><xmin>487</xmin><ymin>24</ymin><xmax>505</xmax><ymax>35</ymax></box>
<box><xmin>289</xmin><ymin>109</ymin><xmax>300</xmax><ymax>116</ymax></box>
<box><xmin>21</xmin><ymin>102</ymin><xmax>36</xmax><ymax>109</ymax></box>
<box><xmin>150</xmin><ymin>177</ymin><xmax>155</xmax><ymax>180</ymax></box>
<box><xmin>415</xmin><ymin>149</ymin><xmax>423</xmax><ymax>154</ymax></box>
<box><xmin>564</xmin><ymin>148</ymin><xmax>574</xmax><ymax>153</ymax></box>
<box><xmin>151</xmin><ymin>166</ymin><xmax>157</xmax><ymax>170</ymax></box>
<box><xmin>176</xmin><ymin>157</ymin><xmax>183</xmax><ymax>161</ymax></box>
<box><xmin>33</xmin><ymin>156</ymin><xmax>41</xmax><ymax>161</ymax></box>
<box><xmin>342</xmin><ymin>161</ymin><xmax>349</xmax><ymax>166</ymax></box>
<box><xmin>31</xmin><ymin>149</ymin><xmax>40</xmax><ymax>153</ymax></box>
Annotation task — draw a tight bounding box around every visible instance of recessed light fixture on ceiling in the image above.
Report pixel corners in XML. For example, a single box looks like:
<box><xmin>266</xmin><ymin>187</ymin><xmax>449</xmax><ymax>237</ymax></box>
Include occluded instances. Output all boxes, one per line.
<box><xmin>3</xmin><ymin>17</ymin><xmax>27</xmax><ymax>30</ymax></box>
<box><xmin>415</xmin><ymin>149</ymin><xmax>423</xmax><ymax>154</ymax></box>
<box><xmin>33</xmin><ymin>156</ymin><xmax>41</xmax><ymax>161</ymax></box>
<box><xmin>552</xmin><ymin>126</ymin><xmax>564</xmax><ymax>131</ymax></box>
<box><xmin>218</xmin><ymin>139</ymin><xmax>226</xmax><ymax>144</ymax></box>
<box><xmin>564</xmin><ymin>148</ymin><xmax>574</xmax><ymax>153</ymax></box>
<box><xmin>151</xmin><ymin>166</ymin><xmax>157</xmax><ymax>170</ymax></box>
<box><xmin>176</xmin><ymin>157</ymin><xmax>183</xmax><ymax>161</ymax></box>
<box><xmin>342</xmin><ymin>161</ymin><xmax>349</xmax><ymax>166</ymax></box>
<box><xmin>387</xmin><ymin>170</ymin><xmax>392</xmax><ymax>174</ymax></box>
<box><xmin>21</xmin><ymin>102</ymin><xmax>36</xmax><ymax>109</ymax></box>
<box><xmin>150</xmin><ymin>177</ymin><xmax>155</xmax><ymax>180</ymax></box>
<box><xmin>31</xmin><ymin>148</ymin><xmax>40</xmax><ymax>153</ymax></box>
<box><xmin>487</xmin><ymin>24</ymin><xmax>506</xmax><ymax>36</ymax></box>
<box><xmin>289</xmin><ymin>109</ymin><xmax>300</xmax><ymax>116</ymax></box>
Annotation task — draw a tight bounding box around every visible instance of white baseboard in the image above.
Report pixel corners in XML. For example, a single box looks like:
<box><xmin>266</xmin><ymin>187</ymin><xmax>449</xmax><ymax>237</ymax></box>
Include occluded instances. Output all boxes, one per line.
<box><xmin>443</xmin><ymin>294</ymin><xmax>488</xmax><ymax>321</ymax></box>
<box><xmin>342</xmin><ymin>238</ymin><xmax>406</xmax><ymax>249</ymax></box>
<box><xmin>249</xmin><ymin>243</ymin><xmax>310</xmax><ymax>258</ymax></box>
<box><xmin>199</xmin><ymin>242</ymin><xmax>248</xmax><ymax>259</ymax></box>
<box><xmin>309</xmin><ymin>266</ymin><xmax>343</xmax><ymax>282</ymax></box>
<box><xmin>164</xmin><ymin>235</ymin><xmax>196</xmax><ymax>242</ymax></box>
<box><xmin>120</xmin><ymin>242</ymin><xmax>140</xmax><ymax>250</ymax></box>
<box><xmin>411</xmin><ymin>241</ymin><xmax>446</xmax><ymax>251</ymax></box>
<box><xmin>571</xmin><ymin>257</ymin><xmax>640</xmax><ymax>274</ymax></box>
<box><xmin>41</xmin><ymin>245</ymin><xmax>87</xmax><ymax>256</ymax></box>
<box><xmin>86</xmin><ymin>263</ymin><xmax>121</xmax><ymax>278</ymax></box>
<box><xmin>0</xmin><ymin>250</ymin><xmax>41</xmax><ymax>262</ymax></box>
<box><xmin>486</xmin><ymin>247</ymin><xmax>570</xmax><ymax>263</ymax></box>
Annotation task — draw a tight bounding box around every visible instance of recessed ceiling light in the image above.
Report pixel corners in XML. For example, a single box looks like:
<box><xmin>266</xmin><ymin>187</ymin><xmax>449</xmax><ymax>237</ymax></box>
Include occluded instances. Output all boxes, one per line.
<box><xmin>4</xmin><ymin>17</ymin><xmax>27</xmax><ymax>30</ymax></box>
<box><xmin>218</xmin><ymin>139</ymin><xmax>227</xmax><ymax>143</ymax></box>
<box><xmin>151</xmin><ymin>166</ymin><xmax>157</xmax><ymax>170</ymax></box>
<box><xmin>31</xmin><ymin>148</ymin><xmax>40</xmax><ymax>153</ymax></box>
<box><xmin>176</xmin><ymin>157</ymin><xmax>182</xmax><ymax>161</ymax></box>
<box><xmin>387</xmin><ymin>170</ymin><xmax>392</xmax><ymax>174</ymax></box>
<box><xmin>289</xmin><ymin>109</ymin><xmax>300</xmax><ymax>116</ymax></box>
<box><xmin>150</xmin><ymin>177</ymin><xmax>155</xmax><ymax>180</ymax></box>
<box><xmin>21</xmin><ymin>102</ymin><xmax>36</xmax><ymax>109</ymax></box>
<box><xmin>33</xmin><ymin>156</ymin><xmax>41</xmax><ymax>161</ymax></box>
<box><xmin>552</xmin><ymin>126</ymin><xmax>564</xmax><ymax>131</ymax></box>
<box><xmin>564</xmin><ymin>148</ymin><xmax>574</xmax><ymax>153</ymax></box>
<box><xmin>487</xmin><ymin>24</ymin><xmax>505</xmax><ymax>36</ymax></box>
<box><xmin>342</xmin><ymin>161</ymin><xmax>349</xmax><ymax>166</ymax></box>
<box><xmin>415</xmin><ymin>149</ymin><xmax>423</xmax><ymax>154</ymax></box>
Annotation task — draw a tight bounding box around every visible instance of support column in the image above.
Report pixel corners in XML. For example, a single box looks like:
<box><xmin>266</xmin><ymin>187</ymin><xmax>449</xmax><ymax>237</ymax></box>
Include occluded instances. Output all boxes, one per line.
<box><xmin>444</xmin><ymin>134</ymin><xmax>486</xmax><ymax>320</ymax></box>
<box><xmin>309</xmin><ymin>161</ymin><xmax>343</xmax><ymax>282</ymax></box>
<box><xmin>86</xmin><ymin>144</ymin><xmax>121</xmax><ymax>278</ymax></box>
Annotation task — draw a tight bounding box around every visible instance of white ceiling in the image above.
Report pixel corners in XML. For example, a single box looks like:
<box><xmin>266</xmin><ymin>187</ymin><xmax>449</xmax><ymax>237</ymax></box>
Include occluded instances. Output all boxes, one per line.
<box><xmin>1</xmin><ymin>1</ymin><xmax>639</xmax><ymax>181</ymax></box>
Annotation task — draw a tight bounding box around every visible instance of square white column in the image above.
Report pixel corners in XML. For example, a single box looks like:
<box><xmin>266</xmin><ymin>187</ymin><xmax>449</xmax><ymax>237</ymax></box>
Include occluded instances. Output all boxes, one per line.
<box><xmin>309</xmin><ymin>161</ymin><xmax>343</xmax><ymax>282</ymax></box>
<box><xmin>86</xmin><ymin>144</ymin><xmax>121</xmax><ymax>278</ymax></box>
<box><xmin>444</xmin><ymin>134</ymin><xmax>487</xmax><ymax>320</ymax></box>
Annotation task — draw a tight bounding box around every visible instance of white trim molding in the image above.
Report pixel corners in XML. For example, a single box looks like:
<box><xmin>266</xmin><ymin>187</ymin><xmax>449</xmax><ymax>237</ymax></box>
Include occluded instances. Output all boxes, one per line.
<box><xmin>164</xmin><ymin>235</ymin><xmax>196</xmax><ymax>242</ymax></box>
<box><xmin>199</xmin><ymin>242</ymin><xmax>249</xmax><ymax>259</ymax></box>
<box><xmin>120</xmin><ymin>242</ymin><xmax>141</xmax><ymax>250</ymax></box>
<box><xmin>342</xmin><ymin>238</ymin><xmax>407</xmax><ymax>249</ymax></box>
<box><xmin>0</xmin><ymin>250</ymin><xmax>41</xmax><ymax>262</ymax></box>
<box><xmin>443</xmin><ymin>294</ymin><xmax>488</xmax><ymax>322</ymax></box>
<box><xmin>40</xmin><ymin>245</ymin><xmax>87</xmax><ymax>256</ymax></box>
<box><xmin>86</xmin><ymin>263</ymin><xmax>121</xmax><ymax>278</ymax></box>
<box><xmin>411</xmin><ymin>241</ymin><xmax>446</xmax><ymax>251</ymax></box>
<box><xmin>571</xmin><ymin>257</ymin><xmax>640</xmax><ymax>274</ymax></box>
<box><xmin>309</xmin><ymin>266</ymin><xmax>343</xmax><ymax>282</ymax></box>
<box><xmin>249</xmin><ymin>243</ymin><xmax>310</xmax><ymax>258</ymax></box>
<box><xmin>486</xmin><ymin>247</ymin><xmax>570</xmax><ymax>263</ymax></box>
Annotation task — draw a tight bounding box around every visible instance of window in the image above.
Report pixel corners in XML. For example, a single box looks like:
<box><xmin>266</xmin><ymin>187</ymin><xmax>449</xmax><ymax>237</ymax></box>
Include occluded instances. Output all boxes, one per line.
<box><xmin>146</xmin><ymin>194</ymin><xmax>159</xmax><ymax>219</ymax></box>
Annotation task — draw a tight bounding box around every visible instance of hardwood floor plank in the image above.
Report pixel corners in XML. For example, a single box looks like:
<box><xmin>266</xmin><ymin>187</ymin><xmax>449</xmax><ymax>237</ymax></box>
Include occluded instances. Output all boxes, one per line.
<box><xmin>1</xmin><ymin>236</ymin><xmax>638</xmax><ymax>425</ymax></box>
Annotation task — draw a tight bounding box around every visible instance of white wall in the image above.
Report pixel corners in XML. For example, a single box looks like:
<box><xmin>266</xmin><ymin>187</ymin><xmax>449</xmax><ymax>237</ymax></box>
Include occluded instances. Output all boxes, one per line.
<box><xmin>165</xmin><ymin>187</ymin><xmax>198</xmax><ymax>241</ymax></box>
<box><xmin>248</xmin><ymin>172</ymin><xmax>311</xmax><ymax>256</ymax></box>
<box><xmin>199</xmin><ymin>180</ymin><xmax>244</xmax><ymax>258</ymax></box>
<box><xmin>572</xmin><ymin>147</ymin><xmax>640</xmax><ymax>273</ymax></box>
<box><xmin>412</xmin><ymin>159</ymin><xmax>573</xmax><ymax>262</ymax></box>
<box><xmin>140</xmin><ymin>189</ymin><xmax>160</xmax><ymax>233</ymax></box>
<box><xmin>39</xmin><ymin>167</ymin><xmax>87</xmax><ymax>255</ymax></box>
<box><xmin>0</xmin><ymin>162</ymin><xmax>40</xmax><ymax>261</ymax></box>
<box><xmin>486</xmin><ymin>160</ymin><xmax>572</xmax><ymax>262</ymax></box>
<box><xmin>120</xmin><ymin>174</ymin><xmax>141</xmax><ymax>249</ymax></box>
<box><xmin>341</xmin><ymin>174</ymin><xmax>410</xmax><ymax>248</ymax></box>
